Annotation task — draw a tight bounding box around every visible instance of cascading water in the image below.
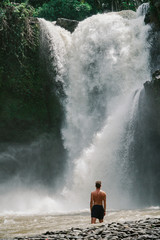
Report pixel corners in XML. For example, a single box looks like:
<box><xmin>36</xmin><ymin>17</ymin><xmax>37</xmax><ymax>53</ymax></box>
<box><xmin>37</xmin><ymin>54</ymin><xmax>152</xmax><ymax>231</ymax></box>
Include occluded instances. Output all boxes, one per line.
<box><xmin>61</xmin><ymin>10</ymin><xmax>151</xmax><ymax>210</ymax></box>
<box><xmin>62</xmin><ymin>10</ymin><xmax>147</xmax><ymax>159</ymax></box>
<box><xmin>39</xmin><ymin>19</ymin><xmax>72</xmax><ymax>83</ymax></box>
<box><xmin>0</xmin><ymin>6</ymin><xmax>155</xmax><ymax>214</ymax></box>
<box><xmin>137</xmin><ymin>2</ymin><xmax>149</xmax><ymax>17</ymax></box>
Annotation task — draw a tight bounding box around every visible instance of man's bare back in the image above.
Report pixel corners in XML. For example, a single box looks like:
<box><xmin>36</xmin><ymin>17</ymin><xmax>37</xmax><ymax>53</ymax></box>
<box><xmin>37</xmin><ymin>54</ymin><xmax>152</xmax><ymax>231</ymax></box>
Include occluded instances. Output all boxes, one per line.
<box><xmin>90</xmin><ymin>181</ymin><xmax>106</xmax><ymax>224</ymax></box>
<box><xmin>91</xmin><ymin>189</ymin><xmax>106</xmax><ymax>206</ymax></box>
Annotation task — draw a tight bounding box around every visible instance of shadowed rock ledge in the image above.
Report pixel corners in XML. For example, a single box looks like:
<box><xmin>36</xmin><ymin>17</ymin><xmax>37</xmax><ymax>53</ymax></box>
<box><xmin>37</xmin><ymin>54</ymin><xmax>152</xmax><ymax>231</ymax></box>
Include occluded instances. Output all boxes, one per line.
<box><xmin>56</xmin><ymin>18</ymin><xmax>79</xmax><ymax>33</ymax></box>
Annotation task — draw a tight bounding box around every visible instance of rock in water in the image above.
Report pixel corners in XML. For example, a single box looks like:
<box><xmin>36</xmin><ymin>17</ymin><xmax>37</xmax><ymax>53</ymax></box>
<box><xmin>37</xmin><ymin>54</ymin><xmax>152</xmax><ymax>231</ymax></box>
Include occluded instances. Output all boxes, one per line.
<box><xmin>56</xmin><ymin>18</ymin><xmax>79</xmax><ymax>33</ymax></box>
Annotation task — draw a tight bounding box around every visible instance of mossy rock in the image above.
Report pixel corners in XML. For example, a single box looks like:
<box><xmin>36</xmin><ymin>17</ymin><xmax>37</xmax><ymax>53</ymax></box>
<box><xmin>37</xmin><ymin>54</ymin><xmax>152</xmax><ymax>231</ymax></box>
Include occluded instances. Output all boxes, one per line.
<box><xmin>0</xmin><ymin>3</ymin><xmax>63</xmax><ymax>143</ymax></box>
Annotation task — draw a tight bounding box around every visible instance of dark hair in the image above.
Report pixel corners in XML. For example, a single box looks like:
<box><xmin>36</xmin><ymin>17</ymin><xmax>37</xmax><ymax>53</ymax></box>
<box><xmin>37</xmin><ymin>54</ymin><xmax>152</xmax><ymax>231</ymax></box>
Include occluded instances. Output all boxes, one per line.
<box><xmin>95</xmin><ymin>181</ymin><xmax>101</xmax><ymax>188</ymax></box>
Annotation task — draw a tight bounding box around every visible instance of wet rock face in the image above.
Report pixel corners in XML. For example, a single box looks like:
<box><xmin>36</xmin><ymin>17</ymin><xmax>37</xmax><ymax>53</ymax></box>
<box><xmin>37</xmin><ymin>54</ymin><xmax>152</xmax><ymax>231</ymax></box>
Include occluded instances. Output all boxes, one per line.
<box><xmin>129</xmin><ymin>70</ymin><xmax>160</xmax><ymax>206</ymax></box>
<box><xmin>145</xmin><ymin>0</ymin><xmax>160</xmax><ymax>28</ymax></box>
<box><xmin>56</xmin><ymin>18</ymin><xmax>79</xmax><ymax>33</ymax></box>
<box><xmin>14</xmin><ymin>218</ymin><xmax>160</xmax><ymax>239</ymax></box>
<box><xmin>144</xmin><ymin>2</ymin><xmax>160</xmax><ymax>73</ymax></box>
<box><xmin>149</xmin><ymin>31</ymin><xmax>160</xmax><ymax>73</ymax></box>
<box><xmin>144</xmin><ymin>69</ymin><xmax>160</xmax><ymax>95</ymax></box>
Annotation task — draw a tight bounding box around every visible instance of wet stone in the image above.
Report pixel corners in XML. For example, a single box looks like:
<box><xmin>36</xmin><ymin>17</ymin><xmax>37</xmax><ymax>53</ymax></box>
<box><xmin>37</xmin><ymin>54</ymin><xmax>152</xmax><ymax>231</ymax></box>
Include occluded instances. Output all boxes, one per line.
<box><xmin>13</xmin><ymin>217</ymin><xmax>160</xmax><ymax>240</ymax></box>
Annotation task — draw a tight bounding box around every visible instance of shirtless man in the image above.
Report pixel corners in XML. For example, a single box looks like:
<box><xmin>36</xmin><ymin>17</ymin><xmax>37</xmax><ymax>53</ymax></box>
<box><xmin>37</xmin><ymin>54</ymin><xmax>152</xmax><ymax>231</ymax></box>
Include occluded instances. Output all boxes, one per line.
<box><xmin>90</xmin><ymin>181</ymin><xmax>106</xmax><ymax>224</ymax></box>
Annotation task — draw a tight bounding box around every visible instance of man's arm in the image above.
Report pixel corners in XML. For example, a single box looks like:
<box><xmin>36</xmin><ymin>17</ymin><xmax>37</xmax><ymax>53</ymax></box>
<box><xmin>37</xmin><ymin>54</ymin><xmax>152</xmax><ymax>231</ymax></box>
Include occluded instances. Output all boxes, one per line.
<box><xmin>90</xmin><ymin>192</ymin><xmax>94</xmax><ymax>211</ymax></box>
<box><xmin>103</xmin><ymin>193</ymin><xmax>106</xmax><ymax>215</ymax></box>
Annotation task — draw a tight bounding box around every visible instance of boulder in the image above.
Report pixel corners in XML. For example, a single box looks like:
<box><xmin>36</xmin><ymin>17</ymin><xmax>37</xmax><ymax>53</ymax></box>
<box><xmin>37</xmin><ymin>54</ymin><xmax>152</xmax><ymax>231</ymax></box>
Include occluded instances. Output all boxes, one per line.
<box><xmin>56</xmin><ymin>18</ymin><xmax>79</xmax><ymax>33</ymax></box>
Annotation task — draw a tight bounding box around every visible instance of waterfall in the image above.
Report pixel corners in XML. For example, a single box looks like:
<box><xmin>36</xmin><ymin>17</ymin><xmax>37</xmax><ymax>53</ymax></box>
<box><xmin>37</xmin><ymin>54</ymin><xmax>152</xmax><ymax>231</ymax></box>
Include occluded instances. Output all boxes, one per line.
<box><xmin>39</xmin><ymin>19</ymin><xmax>71</xmax><ymax>83</ymax></box>
<box><xmin>62</xmin><ymin>11</ymin><xmax>150</xmax><ymax>159</ymax></box>
<box><xmin>0</xmin><ymin>7</ymin><xmax>153</xmax><ymax>213</ymax></box>
<box><xmin>61</xmin><ymin>11</ymin><xmax>151</xmax><ymax>209</ymax></box>
<box><xmin>137</xmin><ymin>2</ymin><xmax>150</xmax><ymax>17</ymax></box>
<box><xmin>62</xmin><ymin>90</ymin><xmax>144</xmax><ymax>210</ymax></box>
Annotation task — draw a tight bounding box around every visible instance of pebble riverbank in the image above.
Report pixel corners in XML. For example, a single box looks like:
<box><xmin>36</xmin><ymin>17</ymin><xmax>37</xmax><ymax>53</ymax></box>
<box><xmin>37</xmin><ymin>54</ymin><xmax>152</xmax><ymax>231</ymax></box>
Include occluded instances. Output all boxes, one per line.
<box><xmin>13</xmin><ymin>218</ymin><xmax>160</xmax><ymax>240</ymax></box>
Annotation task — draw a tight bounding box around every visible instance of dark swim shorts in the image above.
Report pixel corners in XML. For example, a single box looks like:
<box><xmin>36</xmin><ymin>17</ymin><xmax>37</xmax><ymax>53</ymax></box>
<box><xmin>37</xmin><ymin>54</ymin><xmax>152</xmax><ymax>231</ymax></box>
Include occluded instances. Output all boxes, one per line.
<box><xmin>91</xmin><ymin>205</ymin><xmax>104</xmax><ymax>220</ymax></box>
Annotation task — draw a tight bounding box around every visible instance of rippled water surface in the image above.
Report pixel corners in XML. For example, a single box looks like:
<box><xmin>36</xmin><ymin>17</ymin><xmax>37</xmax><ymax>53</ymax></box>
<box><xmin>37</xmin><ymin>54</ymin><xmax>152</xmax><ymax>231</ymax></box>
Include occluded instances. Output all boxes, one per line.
<box><xmin>0</xmin><ymin>208</ymin><xmax>160</xmax><ymax>239</ymax></box>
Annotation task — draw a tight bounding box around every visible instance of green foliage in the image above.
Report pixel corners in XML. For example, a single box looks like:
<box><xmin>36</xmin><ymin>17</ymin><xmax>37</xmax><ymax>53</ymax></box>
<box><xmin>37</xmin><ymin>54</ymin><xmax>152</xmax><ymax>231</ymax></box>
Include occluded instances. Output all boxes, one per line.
<box><xmin>33</xmin><ymin>0</ymin><xmax>151</xmax><ymax>21</ymax></box>
<box><xmin>85</xmin><ymin>0</ymin><xmax>99</xmax><ymax>14</ymax></box>
<box><xmin>34</xmin><ymin>0</ymin><xmax>92</xmax><ymax>21</ymax></box>
<box><xmin>0</xmin><ymin>2</ymin><xmax>63</xmax><ymax>142</ymax></box>
<box><xmin>75</xmin><ymin>2</ymin><xmax>92</xmax><ymax>20</ymax></box>
<box><xmin>0</xmin><ymin>0</ymin><xmax>50</xmax><ymax>8</ymax></box>
<box><xmin>1</xmin><ymin>0</ymin><xmax>150</xmax><ymax>23</ymax></box>
<box><xmin>121</xmin><ymin>1</ymin><xmax>136</xmax><ymax>11</ymax></box>
<box><xmin>0</xmin><ymin>1</ymin><xmax>36</xmax><ymax>55</ymax></box>
<box><xmin>28</xmin><ymin>0</ymin><xmax>51</xmax><ymax>8</ymax></box>
<box><xmin>0</xmin><ymin>2</ymin><xmax>39</xmax><ymax>97</ymax></box>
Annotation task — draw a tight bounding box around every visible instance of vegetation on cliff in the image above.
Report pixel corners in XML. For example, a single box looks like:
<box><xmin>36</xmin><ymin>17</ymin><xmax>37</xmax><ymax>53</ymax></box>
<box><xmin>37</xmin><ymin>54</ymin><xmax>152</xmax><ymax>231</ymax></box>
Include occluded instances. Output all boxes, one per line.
<box><xmin>0</xmin><ymin>2</ymin><xmax>63</xmax><ymax>142</ymax></box>
<box><xmin>1</xmin><ymin>1</ymin><xmax>151</xmax><ymax>22</ymax></box>
<box><xmin>34</xmin><ymin>0</ymin><xmax>148</xmax><ymax>21</ymax></box>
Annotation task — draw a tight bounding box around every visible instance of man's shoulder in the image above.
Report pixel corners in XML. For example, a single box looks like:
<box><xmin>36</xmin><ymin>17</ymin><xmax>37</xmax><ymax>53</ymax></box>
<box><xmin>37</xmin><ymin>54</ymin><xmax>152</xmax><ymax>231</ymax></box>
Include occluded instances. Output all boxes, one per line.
<box><xmin>100</xmin><ymin>190</ymin><xmax>106</xmax><ymax>196</ymax></box>
<box><xmin>91</xmin><ymin>190</ymin><xmax>96</xmax><ymax>194</ymax></box>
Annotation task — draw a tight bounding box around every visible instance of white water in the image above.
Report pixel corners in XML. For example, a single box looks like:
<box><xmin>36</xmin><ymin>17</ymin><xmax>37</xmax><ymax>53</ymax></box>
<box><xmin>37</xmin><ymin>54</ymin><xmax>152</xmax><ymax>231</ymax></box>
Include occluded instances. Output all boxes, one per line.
<box><xmin>63</xmin><ymin>12</ymin><xmax>150</xmax><ymax>159</ymax></box>
<box><xmin>61</xmin><ymin>11</ymin><xmax>151</xmax><ymax>210</ymax></box>
<box><xmin>0</xmin><ymin>8</ymin><xmax>153</xmax><ymax>215</ymax></box>
<box><xmin>39</xmin><ymin>18</ymin><xmax>71</xmax><ymax>83</ymax></box>
<box><xmin>137</xmin><ymin>2</ymin><xmax>149</xmax><ymax>17</ymax></box>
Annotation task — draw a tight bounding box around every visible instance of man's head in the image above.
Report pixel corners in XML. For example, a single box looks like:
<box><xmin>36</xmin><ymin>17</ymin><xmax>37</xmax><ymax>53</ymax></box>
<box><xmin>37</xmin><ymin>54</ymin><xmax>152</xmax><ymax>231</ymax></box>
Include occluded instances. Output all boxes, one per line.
<box><xmin>95</xmin><ymin>181</ymin><xmax>101</xmax><ymax>189</ymax></box>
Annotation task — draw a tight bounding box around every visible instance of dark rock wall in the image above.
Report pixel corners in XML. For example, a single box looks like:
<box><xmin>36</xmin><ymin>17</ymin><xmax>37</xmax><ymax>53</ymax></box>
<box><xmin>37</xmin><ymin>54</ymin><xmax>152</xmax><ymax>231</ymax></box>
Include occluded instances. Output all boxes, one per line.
<box><xmin>144</xmin><ymin>1</ymin><xmax>160</xmax><ymax>73</ymax></box>
<box><xmin>0</xmin><ymin>6</ymin><xmax>66</xmax><ymax>187</ymax></box>
<box><xmin>145</xmin><ymin>0</ymin><xmax>160</xmax><ymax>27</ymax></box>
<box><xmin>126</xmin><ymin>71</ymin><xmax>160</xmax><ymax>206</ymax></box>
<box><xmin>148</xmin><ymin>30</ymin><xmax>160</xmax><ymax>73</ymax></box>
